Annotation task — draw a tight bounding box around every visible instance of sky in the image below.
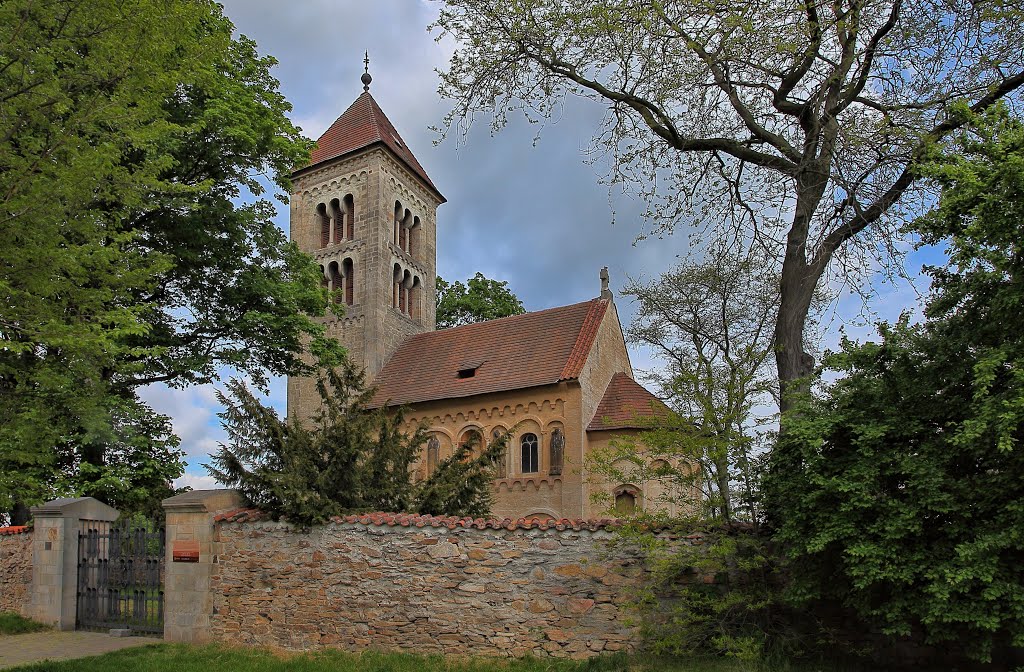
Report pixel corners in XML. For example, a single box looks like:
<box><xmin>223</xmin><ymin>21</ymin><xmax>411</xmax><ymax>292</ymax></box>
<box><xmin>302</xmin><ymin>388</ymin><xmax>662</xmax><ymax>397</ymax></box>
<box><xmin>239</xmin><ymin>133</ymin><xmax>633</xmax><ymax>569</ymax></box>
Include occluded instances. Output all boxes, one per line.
<box><xmin>149</xmin><ymin>0</ymin><xmax>935</xmax><ymax>489</ymax></box>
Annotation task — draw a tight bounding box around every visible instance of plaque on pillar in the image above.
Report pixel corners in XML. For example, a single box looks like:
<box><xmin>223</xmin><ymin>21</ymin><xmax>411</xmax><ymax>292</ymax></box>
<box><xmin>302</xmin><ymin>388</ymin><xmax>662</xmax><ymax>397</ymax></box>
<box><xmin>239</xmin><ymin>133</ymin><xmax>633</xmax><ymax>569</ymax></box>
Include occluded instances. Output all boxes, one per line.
<box><xmin>172</xmin><ymin>540</ymin><xmax>200</xmax><ymax>563</ymax></box>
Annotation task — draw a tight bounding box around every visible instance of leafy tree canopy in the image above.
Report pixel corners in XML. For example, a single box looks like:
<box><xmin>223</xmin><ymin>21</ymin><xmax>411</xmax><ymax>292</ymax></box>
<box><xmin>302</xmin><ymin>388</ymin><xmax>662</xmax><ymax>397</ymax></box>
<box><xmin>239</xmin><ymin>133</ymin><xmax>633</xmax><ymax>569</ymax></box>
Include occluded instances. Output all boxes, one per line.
<box><xmin>602</xmin><ymin>250</ymin><xmax>784</xmax><ymax>523</ymax></box>
<box><xmin>767</xmin><ymin>106</ymin><xmax>1024</xmax><ymax>662</ymax></box>
<box><xmin>0</xmin><ymin>0</ymin><xmax>340</xmax><ymax>519</ymax></box>
<box><xmin>432</xmin><ymin>0</ymin><xmax>1024</xmax><ymax>411</ymax></box>
<box><xmin>208</xmin><ymin>358</ymin><xmax>507</xmax><ymax>527</ymax></box>
<box><xmin>436</xmin><ymin>272</ymin><xmax>525</xmax><ymax>329</ymax></box>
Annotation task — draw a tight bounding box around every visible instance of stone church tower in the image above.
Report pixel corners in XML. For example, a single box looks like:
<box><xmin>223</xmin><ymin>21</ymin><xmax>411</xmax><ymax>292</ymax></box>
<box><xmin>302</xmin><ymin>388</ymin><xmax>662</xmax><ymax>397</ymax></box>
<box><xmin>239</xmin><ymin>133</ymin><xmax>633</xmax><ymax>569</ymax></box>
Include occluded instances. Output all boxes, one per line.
<box><xmin>286</xmin><ymin>68</ymin><xmax>445</xmax><ymax>419</ymax></box>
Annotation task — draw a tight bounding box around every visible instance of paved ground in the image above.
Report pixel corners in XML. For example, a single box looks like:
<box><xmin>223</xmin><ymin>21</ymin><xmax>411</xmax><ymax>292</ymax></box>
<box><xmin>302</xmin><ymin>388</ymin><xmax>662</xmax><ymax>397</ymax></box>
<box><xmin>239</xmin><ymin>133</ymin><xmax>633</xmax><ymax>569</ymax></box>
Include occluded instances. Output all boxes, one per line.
<box><xmin>0</xmin><ymin>631</ymin><xmax>161</xmax><ymax>669</ymax></box>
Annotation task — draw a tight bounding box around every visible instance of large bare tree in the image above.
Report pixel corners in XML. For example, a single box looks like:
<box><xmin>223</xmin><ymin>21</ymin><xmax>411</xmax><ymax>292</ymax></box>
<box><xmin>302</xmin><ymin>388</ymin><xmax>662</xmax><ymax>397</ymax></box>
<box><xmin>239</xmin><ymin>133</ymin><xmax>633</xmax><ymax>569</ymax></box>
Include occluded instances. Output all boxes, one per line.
<box><xmin>433</xmin><ymin>0</ymin><xmax>1024</xmax><ymax>413</ymax></box>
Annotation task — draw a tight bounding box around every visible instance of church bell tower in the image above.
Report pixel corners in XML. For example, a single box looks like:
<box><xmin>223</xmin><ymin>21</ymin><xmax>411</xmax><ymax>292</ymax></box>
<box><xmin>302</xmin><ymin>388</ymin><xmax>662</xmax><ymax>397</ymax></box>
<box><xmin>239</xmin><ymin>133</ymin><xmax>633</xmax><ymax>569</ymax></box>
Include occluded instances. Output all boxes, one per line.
<box><xmin>286</xmin><ymin>59</ymin><xmax>445</xmax><ymax>420</ymax></box>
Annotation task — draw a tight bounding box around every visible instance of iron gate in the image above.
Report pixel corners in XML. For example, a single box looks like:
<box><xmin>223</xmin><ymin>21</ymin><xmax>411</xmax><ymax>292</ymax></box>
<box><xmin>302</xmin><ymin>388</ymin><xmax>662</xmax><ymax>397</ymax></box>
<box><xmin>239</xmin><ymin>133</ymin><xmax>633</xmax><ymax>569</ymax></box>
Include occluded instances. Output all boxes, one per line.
<box><xmin>77</xmin><ymin>520</ymin><xmax>165</xmax><ymax>634</ymax></box>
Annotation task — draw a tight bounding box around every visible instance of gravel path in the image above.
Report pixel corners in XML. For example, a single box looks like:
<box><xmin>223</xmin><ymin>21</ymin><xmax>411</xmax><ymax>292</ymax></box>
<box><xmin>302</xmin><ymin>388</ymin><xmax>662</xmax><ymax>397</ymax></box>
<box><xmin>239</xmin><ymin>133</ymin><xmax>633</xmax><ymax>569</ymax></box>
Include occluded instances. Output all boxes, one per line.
<box><xmin>0</xmin><ymin>631</ymin><xmax>161</xmax><ymax>669</ymax></box>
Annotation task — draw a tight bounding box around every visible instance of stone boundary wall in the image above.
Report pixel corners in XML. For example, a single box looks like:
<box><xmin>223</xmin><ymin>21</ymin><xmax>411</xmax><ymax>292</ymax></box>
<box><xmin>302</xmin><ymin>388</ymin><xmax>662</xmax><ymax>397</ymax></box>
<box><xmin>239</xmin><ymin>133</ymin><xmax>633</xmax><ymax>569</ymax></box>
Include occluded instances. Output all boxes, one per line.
<box><xmin>0</xmin><ymin>528</ymin><xmax>33</xmax><ymax>615</ymax></box>
<box><xmin>209</xmin><ymin>512</ymin><xmax>691</xmax><ymax>658</ymax></box>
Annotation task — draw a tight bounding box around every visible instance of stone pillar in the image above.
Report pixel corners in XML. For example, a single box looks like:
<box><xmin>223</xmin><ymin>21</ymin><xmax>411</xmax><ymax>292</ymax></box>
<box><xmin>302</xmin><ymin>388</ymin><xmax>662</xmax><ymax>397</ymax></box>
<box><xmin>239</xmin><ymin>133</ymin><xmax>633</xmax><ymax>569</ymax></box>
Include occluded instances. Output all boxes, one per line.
<box><xmin>162</xmin><ymin>489</ymin><xmax>241</xmax><ymax>643</ymax></box>
<box><xmin>29</xmin><ymin>497</ymin><xmax>119</xmax><ymax>630</ymax></box>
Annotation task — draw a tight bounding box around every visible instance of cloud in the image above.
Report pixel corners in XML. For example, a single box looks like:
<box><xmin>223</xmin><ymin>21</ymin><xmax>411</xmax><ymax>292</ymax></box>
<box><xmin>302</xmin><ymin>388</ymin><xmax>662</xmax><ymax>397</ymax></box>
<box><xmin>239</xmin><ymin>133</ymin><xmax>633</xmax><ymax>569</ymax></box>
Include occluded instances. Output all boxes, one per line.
<box><xmin>174</xmin><ymin>472</ymin><xmax>221</xmax><ymax>491</ymax></box>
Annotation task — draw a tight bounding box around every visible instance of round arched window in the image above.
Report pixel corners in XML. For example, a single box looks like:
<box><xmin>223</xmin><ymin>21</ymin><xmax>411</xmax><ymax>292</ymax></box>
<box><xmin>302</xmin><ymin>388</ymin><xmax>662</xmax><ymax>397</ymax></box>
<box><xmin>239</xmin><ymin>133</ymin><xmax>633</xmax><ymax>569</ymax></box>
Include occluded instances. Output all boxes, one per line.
<box><xmin>520</xmin><ymin>433</ymin><xmax>539</xmax><ymax>473</ymax></box>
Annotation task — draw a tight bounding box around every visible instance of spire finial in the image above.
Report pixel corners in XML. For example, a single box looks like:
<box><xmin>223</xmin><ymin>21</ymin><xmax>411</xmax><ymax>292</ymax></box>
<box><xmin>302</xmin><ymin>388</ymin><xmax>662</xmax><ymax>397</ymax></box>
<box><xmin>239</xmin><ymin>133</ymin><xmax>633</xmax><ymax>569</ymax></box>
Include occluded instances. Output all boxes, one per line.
<box><xmin>361</xmin><ymin>51</ymin><xmax>372</xmax><ymax>92</ymax></box>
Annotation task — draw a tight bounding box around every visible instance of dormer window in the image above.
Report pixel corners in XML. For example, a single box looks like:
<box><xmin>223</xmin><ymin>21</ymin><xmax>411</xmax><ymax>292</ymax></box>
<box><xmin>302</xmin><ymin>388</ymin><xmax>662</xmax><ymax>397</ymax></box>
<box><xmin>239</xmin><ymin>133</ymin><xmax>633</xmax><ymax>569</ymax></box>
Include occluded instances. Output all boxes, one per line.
<box><xmin>457</xmin><ymin>367</ymin><xmax>477</xmax><ymax>379</ymax></box>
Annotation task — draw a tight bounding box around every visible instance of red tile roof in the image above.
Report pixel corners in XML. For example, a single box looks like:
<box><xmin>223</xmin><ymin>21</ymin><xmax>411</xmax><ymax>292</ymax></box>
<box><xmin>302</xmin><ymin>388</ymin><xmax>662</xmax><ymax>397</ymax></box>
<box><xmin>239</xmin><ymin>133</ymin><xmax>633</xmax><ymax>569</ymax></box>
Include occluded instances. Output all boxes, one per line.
<box><xmin>300</xmin><ymin>92</ymin><xmax>443</xmax><ymax>201</ymax></box>
<box><xmin>370</xmin><ymin>299</ymin><xmax>610</xmax><ymax>408</ymax></box>
<box><xmin>0</xmin><ymin>525</ymin><xmax>29</xmax><ymax>536</ymax></box>
<box><xmin>215</xmin><ymin>508</ymin><xmax>624</xmax><ymax>532</ymax></box>
<box><xmin>587</xmin><ymin>372</ymin><xmax>673</xmax><ymax>431</ymax></box>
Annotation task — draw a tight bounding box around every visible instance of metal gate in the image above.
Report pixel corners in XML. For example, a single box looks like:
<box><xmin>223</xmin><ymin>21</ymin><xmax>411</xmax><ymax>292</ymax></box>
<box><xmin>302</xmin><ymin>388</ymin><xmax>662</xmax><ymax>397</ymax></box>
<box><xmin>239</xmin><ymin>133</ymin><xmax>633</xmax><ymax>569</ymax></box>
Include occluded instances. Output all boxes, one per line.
<box><xmin>77</xmin><ymin>520</ymin><xmax>165</xmax><ymax>635</ymax></box>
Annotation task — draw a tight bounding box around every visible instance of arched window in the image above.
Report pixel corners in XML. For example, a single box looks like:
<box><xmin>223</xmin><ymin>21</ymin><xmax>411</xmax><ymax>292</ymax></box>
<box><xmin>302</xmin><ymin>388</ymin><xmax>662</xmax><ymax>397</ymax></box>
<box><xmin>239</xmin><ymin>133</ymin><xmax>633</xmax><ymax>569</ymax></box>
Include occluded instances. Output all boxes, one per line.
<box><xmin>342</xmin><ymin>258</ymin><xmax>354</xmax><ymax>305</ymax></box>
<box><xmin>492</xmin><ymin>428</ymin><xmax>507</xmax><ymax>479</ymax></box>
<box><xmin>614</xmin><ymin>491</ymin><xmax>637</xmax><ymax>515</ymax></box>
<box><xmin>343</xmin><ymin>194</ymin><xmax>354</xmax><ymax>240</ymax></box>
<box><xmin>399</xmin><ymin>208</ymin><xmax>411</xmax><ymax>251</ymax></box>
<box><xmin>317</xmin><ymin>203</ymin><xmax>329</xmax><ymax>248</ymax></box>
<box><xmin>393</xmin><ymin>201</ymin><xmax>402</xmax><ymax>246</ymax></box>
<box><xmin>409</xmin><ymin>275</ymin><xmax>421</xmax><ymax>319</ymax></box>
<box><xmin>327</xmin><ymin>261</ymin><xmax>341</xmax><ymax>304</ymax></box>
<box><xmin>460</xmin><ymin>429</ymin><xmax>482</xmax><ymax>460</ymax></box>
<box><xmin>392</xmin><ymin>264</ymin><xmax>401</xmax><ymax>308</ymax></box>
<box><xmin>329</xmin><ymin>198</ymin><xmax>342</xmax><ymax>243</ymax></box>
<box><xmin>399</xmin><ymin>270</ymin><xmax>411</xmax><ymax>313</ymax></box>
<box><xmin>521</xmin><ymin>433</ymin><xmax>539</xmax><ymax>473</ymax></box>
<box><xmin>549</xmin><ymin>428</ymin><xmax>564</xmax><ymax>476</ymax></box>
<box><xmin>410</xmin><ymin>216</ymin><xmax>420</xmax><ymax>257</ymax></box>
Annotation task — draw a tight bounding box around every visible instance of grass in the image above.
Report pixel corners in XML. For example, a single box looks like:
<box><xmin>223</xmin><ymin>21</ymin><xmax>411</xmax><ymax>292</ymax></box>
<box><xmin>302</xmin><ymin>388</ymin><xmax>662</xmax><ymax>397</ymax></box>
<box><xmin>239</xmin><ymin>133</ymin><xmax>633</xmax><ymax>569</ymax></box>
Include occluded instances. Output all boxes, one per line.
<box><xmin>0</xmin><ymin>612</ymin><xmax>49</xmax><ymax>635</ymax></box>
<box><xmin>3</xmin><ymin>643</ymin><xmax>872</xmax><ymax>672</ymax></box>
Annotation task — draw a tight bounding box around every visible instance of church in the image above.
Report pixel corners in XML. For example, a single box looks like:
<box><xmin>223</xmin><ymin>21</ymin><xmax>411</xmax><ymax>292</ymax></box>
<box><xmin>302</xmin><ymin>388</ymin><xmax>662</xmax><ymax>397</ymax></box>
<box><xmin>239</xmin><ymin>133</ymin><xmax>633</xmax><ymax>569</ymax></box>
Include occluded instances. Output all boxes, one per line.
<box><xmin>286</xmin><ymin>70</ymin><xmax>681</xmax><ymax>521</ymax></box>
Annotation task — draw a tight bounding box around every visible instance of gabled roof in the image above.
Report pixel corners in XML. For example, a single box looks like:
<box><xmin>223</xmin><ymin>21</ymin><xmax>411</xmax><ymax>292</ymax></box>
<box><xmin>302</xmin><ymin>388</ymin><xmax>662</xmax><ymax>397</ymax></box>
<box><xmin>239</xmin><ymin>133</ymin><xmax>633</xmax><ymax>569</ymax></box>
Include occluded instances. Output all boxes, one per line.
<box><xmin>587</xmin><ymin>373</ymin><xmax>672</xmax><ymax>431</ymax></box>
<box><xmin>370</xmin><ymin>299</ymin><xmax>610</xmax><ymax>408</ymax></box>
<box><xmin>299</xmin><ymin>91</ymin><xmax>444</xmax><ymax>201</ymax></box>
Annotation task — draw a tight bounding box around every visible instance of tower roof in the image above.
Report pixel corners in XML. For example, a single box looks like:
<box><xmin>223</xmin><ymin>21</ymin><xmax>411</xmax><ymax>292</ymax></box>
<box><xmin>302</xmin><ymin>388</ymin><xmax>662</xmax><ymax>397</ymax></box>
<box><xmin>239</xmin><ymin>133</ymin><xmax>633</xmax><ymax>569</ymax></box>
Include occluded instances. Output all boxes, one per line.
<box><xmin>298</xmin><ymin>91</ymin><xmax>444</xmax><ymax>201</ymax></box>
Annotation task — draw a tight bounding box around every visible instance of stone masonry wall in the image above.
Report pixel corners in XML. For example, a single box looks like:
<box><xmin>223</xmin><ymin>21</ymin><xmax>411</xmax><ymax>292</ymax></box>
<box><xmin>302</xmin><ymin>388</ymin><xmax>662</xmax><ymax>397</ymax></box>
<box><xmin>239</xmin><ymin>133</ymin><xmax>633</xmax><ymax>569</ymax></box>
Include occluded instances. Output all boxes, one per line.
<box><xmin>0</xmin><ymin>529</ymin><xmax>32</xmax><ymax>615</ymax></box>
<box><xmin>210</xmin><ymin>514</ymin><xmax>675</xmax><ymax>658</ymax></box>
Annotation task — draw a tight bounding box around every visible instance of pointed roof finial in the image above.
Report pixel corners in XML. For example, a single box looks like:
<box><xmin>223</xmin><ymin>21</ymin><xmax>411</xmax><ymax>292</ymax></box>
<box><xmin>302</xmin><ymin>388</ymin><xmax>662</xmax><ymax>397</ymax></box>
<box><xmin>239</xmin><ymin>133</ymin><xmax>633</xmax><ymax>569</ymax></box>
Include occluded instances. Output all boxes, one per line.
<box><xmin>361</xmin><ymin>51</ymin><xmax>372</xmax><ymax>92</ymax></box>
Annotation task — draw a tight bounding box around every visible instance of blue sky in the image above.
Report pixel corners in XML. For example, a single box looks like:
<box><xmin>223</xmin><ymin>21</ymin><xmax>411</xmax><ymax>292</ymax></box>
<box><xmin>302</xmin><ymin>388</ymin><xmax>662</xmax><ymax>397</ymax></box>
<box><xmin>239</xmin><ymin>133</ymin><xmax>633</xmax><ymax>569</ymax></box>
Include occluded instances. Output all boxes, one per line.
<box><xmin>148</xmin><ymin>0</ymin><xmax>941</xmax><ymax>489</ymax></box>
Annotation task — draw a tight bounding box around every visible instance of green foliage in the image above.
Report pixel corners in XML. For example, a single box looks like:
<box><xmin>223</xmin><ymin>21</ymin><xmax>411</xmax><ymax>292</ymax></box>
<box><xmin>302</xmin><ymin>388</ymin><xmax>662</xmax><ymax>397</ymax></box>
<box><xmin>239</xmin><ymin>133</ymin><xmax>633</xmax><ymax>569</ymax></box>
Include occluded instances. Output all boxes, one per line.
<box><xmin>620</xmin><ymin>523</ymin><xmax>808</xmax><ymax>664</ymax></box>
<box><xmin>208</xmin><ymin>358</ymin><xmax>506</xmax><ymax>526</ymax></box>
<box><xmin>435</xmin><ymin>272</ymin><xmax>525</xmax><ymax>329</ymax></box>
<box><xmin>0</xmin><ymin>612</ymin><xmax>49</xmax><ymax>635</ymax></box>
<box><xmin>0</xmin><ymin>642</ymin><xmax>867</xmax><ymax>672</ymax></box>
<box><xmin>414</xmin><ymin>431</ymin><xmax>508</xmax><ymax>518</ymax></box>
<box><xmin>583</xmin><ymin>412</ymin><xmax>703</xmax><ymax>520</ymax></box>
<box><xmin>767</xmin><ymin>107</ymin><xmax>1024</xmax><ymax>662</ymax></box>
<box><xmin>614</xmin><ymin>251</ymin><xmax>783</xmax><ymax>524</ymax></box>
<box><xmin>208</xmin><ymin>359</ymin><xmax>423</xmax><ymax>526</ymax></box>
<box><xmin>0</xmin><ymin>0</ymin><xmax>339</xmax><ymax>516</ymax></box>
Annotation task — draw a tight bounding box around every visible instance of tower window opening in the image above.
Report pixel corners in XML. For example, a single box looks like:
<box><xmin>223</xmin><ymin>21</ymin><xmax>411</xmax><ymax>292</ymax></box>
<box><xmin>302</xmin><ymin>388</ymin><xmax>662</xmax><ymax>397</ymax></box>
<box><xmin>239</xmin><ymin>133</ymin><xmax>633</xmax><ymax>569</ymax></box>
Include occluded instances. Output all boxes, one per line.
<box><xmin>342</xmin><ymin>258</ymin><xmax>354</xmax><ymax>305</ymax></box>
<box><xmin>317</xmin><ymin>203</ymin><xmax>329</xmax><ymax>248</ymax></box>
<box><xmin>329</xmin><ymin>198</ymin><xmax>342</xmax><ymax>243</ymax></box>
<box><xmin>344</xmin><ymin>194</ymin><xmax>354</xmax><ymax>240</ymax></box>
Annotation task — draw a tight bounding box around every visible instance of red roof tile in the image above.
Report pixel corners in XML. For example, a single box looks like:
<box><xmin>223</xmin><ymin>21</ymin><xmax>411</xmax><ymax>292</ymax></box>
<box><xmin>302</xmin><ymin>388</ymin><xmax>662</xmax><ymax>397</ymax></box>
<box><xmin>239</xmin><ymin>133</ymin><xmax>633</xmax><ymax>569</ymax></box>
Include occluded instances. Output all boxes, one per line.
<box><xmin>214</xmin><ymin>508</ymin><xmax>624</xmax><ymax>532</ymax></box>
<box><xmin>587</xmin><ymin>372</ymin><xmax>673</xmax><ymax>431</ymax></box>
<box><xmin>300</xmin><ymin>92</ymin><xmax>443</xmax><ymax>201</ymax></box>
<box><xmin>369</xmin><ymin>299</ymin><xmax>610</xmax><ymax>408</ymax></box>
<box><xmin>0</xmin><ymin>525</ymin><xmax>29</xmax><ymax>536</ymax></box>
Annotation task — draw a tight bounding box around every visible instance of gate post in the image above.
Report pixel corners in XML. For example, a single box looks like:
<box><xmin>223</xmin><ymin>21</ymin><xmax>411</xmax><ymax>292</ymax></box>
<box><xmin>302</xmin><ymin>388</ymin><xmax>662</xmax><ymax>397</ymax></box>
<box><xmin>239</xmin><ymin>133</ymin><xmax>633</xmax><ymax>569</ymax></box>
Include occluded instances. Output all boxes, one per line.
<box><xmin>29</xmin><ymin>498</ymin><xmax>119</xmax><ymax>630</ymax></box>
<box><xmin>162</xmin><ymin>489</ymin><xmax>240</xmax><ymax>643</ymax></box>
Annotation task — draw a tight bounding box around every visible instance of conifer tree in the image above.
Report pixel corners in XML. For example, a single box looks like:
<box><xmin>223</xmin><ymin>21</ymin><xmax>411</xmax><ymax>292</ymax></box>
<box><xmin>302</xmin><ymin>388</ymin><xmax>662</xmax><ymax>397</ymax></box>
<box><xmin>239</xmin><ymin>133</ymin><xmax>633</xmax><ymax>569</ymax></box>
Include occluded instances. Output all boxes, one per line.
<box><xmin>208</xmin><ymin>358</ymin><xmax>506</xmax><ymax>525</ymax></box>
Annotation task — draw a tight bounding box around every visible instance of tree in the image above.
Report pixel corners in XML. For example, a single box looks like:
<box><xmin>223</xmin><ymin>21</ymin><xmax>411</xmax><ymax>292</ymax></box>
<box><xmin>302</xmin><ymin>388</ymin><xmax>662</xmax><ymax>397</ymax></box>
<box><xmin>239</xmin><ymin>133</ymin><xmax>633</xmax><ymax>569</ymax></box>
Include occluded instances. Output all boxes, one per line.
<box><xmin>432</xmin><ymin>0</ymin><xmax>1024</xmax><ymax>414</ymax></box>
<box><xmin>208</xmin><ymin>358</ymin><xmax>507</xmax><ymax>526</ymax></box>
<box><xmin>627</xmin><ymin>250</ymin><xmax>781</xmax><ymax>523</ymax></box>
<box><xmin>435</xmin><ymin>272</ymin><xmax>525</xmax><ymax>329</ymax></box>
<box><xmin>767</xmin><ymin>107</ymin><xmax>1024</xmax><ymax>662</ymax></box>
<box><xmin>0</xmin><ymin>0</ymin><xmax>339</xmax><ymax>519</ymax></box>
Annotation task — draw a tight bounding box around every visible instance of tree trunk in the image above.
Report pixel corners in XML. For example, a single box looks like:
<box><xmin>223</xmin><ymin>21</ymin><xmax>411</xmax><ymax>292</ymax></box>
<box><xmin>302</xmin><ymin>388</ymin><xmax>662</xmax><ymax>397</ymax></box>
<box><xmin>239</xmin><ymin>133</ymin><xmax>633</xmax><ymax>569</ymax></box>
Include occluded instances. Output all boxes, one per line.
<box><xmin>776</xmin><ymin>175</ymin><xmax>829</xmax><ymax>418</ymax></box>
